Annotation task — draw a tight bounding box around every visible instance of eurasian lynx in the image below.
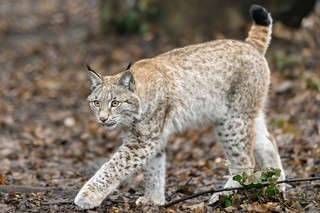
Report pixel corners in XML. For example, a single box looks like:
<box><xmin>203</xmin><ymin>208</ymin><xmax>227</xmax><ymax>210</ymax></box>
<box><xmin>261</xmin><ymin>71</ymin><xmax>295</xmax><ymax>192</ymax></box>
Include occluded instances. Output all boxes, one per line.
<box><xmin>75</xmin><ymin>5</ymin><xmax>285</xmax><ymax>209</ymax></box>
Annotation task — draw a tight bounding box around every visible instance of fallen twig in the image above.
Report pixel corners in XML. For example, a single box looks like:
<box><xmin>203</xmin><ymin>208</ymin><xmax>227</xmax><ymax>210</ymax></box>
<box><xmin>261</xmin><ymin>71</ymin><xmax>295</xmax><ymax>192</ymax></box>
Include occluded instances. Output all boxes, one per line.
<box><xmin>0</xmin><ymin>185</ymin><xmax>57</xmax><ymax>193</ymax></box>
<box><xmin>162</xmin><ymin>176</ymin><xmax>320</xmax><ymax>208</ymax></box>
<box><xmin>166</xmin><ymin>176</ymin><xmax>193</xmax><ymax>202</ymax></box>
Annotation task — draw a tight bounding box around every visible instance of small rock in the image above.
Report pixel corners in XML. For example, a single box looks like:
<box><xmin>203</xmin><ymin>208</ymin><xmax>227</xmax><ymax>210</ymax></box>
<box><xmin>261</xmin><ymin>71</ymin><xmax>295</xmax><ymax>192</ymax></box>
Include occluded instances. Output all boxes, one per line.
<box><xmin>276</xmin><ymin>80</ymin><xmax>294</xmax><ymax>94</ymax></box>
<box><xmin>63</xmin><ymin>117</ymin><xmax>76</xmax><ymax>127</ymax></box>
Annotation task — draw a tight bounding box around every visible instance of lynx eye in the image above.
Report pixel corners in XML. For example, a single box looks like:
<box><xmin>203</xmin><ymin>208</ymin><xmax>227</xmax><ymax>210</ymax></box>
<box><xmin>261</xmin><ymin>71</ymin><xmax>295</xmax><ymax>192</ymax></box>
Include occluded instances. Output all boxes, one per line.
<box><xmin>93</xmin><ymin>100</ymin><xmax>100</xmax><ymax>107</ymax></box>
<box><xmin>111</xmin><ymin>100</ymin><xmax>120</xmax><ymax>108</ymax></box>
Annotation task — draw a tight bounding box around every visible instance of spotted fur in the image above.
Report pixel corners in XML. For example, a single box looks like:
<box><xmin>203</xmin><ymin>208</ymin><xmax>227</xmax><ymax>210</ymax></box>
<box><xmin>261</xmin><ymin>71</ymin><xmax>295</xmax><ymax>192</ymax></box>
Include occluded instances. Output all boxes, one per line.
<box><xmin>75</xmin><ymin>5</ymin><xmax>285</xmax><ymax>209</ymax></box>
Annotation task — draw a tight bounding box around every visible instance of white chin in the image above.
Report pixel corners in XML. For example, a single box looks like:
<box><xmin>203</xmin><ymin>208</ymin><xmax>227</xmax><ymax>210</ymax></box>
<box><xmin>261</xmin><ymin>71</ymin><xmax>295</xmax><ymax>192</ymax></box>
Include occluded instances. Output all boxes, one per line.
<box><xmin>104</xmin><ymin>124</ymin><xmax>117</xmax><ymax>130</ymax></box>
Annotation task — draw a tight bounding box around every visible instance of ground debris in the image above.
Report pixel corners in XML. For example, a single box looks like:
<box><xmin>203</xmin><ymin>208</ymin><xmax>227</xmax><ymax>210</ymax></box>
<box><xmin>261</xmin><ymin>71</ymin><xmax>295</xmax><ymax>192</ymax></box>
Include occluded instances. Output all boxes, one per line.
<box><xmin>0</xmin><ymin>0</ymin><xmax>319</xmax><ymax>212</ymax></box>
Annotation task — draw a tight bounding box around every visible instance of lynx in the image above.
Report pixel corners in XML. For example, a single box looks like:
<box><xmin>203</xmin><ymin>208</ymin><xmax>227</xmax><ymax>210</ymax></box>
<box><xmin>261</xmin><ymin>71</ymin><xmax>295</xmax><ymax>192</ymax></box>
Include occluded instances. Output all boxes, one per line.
<box><xmin>75</xmin><ymin>5</ymin><xmax>285</xmax><ymax>209</ymax></box>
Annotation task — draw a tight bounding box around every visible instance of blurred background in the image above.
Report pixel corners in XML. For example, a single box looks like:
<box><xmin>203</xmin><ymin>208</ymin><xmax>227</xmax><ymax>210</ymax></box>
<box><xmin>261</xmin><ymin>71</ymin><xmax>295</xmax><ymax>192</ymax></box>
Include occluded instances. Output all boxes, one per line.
<box><xmin>0</xmin><ymin>0</ymin><xmax>319</xmax><ymax>212</ymax></box>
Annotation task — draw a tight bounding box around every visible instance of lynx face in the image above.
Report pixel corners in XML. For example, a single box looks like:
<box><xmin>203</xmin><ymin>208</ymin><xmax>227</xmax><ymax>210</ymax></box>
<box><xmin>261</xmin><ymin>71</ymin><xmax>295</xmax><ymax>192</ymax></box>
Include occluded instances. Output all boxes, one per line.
<box><xmin>87</xmin><ymin>70</ymin><xmax>140</xmax><ymax>129</ymax></box>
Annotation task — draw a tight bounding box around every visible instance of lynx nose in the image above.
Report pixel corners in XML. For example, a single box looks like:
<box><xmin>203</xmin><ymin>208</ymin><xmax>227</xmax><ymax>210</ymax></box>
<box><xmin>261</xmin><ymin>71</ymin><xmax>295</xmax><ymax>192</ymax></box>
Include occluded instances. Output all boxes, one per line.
<box><xmin>99</xmin><ymin>116</ymin><xmax>108</xmax><ymax>122</ymax></box>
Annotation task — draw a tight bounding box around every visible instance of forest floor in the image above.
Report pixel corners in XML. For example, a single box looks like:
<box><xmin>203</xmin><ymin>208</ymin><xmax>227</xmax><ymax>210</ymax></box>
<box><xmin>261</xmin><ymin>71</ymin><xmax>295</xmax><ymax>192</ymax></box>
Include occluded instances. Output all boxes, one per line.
<box><xmin>0</xmin><ymin>1</ymin><xmax>319</xmax><ymax>212</ymax></box>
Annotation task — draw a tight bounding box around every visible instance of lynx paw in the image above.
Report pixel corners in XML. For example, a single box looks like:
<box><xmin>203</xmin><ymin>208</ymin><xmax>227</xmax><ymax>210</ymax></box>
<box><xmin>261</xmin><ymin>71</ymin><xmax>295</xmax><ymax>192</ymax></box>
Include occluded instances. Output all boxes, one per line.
<box><xmin>208</xmin><ymin>177</ymin><xmax>241</xmax><ymax>205</ymax></box>
<box><xmin>74</xmin><ymin>189</ymin><xmax>104</xmax><ymax>209</ymax></box>
<box><xmin>278</xmin><ymin>183</ymin><xmax>286</xmax><ymax>192</ymax></box>
<box><xmin>208</xmin><ymin>190</ymin><xmax>234</xmax><ymax>205</ymax></box>
<box><xmin>135</xmin><ymin>197</ymin><xmax>154</xmax><ymax>206</ymax></box>
<box><xmin>135</xmin><ymin>196</ymin><xmax>165</xmax><ymax>206</ymax></box>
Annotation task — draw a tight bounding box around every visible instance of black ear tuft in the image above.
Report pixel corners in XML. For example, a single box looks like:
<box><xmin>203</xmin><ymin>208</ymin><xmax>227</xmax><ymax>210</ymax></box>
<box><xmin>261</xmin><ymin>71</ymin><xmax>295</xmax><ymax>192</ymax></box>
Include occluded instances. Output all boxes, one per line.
<box><xmin>118</xmin><ymin>71</ymin><xmax>135</xmax><ymax>91</ymax></box>
<box><xmin>87</xmin><ymin>65</ymin><xmax>102</xmax><ymax>91</ymax></box>
<box><xmin>126</xmin><ymin>62</ymin><xmax>132</xmax><ymax>70</ymax></box>
<box><xmin>87</xmin><ymin>64</ymin><xmax>94</xmax><ymax>72</ymax></box>
<box><xmin>249</xmin><ymin>4</ymin><xmax>270</xmax><ymax>26</ymax></box>
<box><xmin>87</xmin><ymin>64</ymin><xmax>101</xmax><ymax>76</ymax></box>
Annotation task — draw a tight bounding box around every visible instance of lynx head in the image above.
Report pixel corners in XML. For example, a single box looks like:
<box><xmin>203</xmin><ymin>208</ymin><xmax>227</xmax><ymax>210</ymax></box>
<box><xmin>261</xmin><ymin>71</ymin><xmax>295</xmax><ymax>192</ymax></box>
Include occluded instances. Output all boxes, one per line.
<box><xmin>86</xmin><ymin>65</ymin><xmax>140</xmax><ymax>129</ymax></box>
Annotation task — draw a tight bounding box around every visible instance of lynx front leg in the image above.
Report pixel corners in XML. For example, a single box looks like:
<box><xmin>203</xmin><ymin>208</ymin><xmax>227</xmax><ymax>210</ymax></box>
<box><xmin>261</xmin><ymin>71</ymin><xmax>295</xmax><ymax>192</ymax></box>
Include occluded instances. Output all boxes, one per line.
<box><xmin>74</xmin><ymin>141</ymin><xmax>160</xmax><ymax>209</ymax></box>
<box><xmin>209</xmin><ymin>116</ymin><xmax>255</xmax><ymax>204</ymax></box>
<box><xmin>136</xmin><ymin>149</ymin><xmax>166</xmax><ymax>205</ymax></box>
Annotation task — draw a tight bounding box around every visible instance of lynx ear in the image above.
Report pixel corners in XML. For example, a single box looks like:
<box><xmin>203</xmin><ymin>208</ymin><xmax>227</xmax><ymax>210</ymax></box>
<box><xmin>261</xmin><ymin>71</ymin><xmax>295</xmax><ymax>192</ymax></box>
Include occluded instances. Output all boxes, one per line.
<box><xmin>118</xmin><ymin>70</ymin><xmax>135</xmax><ymax>91</ymax></box>
<box><xmin>87</xmin><ymin>65</ymin><xmax>102</xmax><ymax>91</ymax></box>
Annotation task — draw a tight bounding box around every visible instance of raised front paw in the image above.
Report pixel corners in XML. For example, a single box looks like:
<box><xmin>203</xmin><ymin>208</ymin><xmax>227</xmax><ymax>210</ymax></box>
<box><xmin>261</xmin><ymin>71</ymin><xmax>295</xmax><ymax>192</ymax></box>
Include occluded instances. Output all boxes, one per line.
<box><xmin>74</xmin><ymin>189</ymin><xmax>105</xmax><ymax>209</ymax></box>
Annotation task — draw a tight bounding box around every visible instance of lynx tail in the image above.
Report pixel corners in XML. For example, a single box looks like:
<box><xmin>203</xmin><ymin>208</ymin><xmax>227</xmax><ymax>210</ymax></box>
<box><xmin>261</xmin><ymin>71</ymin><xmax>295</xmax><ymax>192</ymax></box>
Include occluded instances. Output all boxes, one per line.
<box><xmin>245</xmin><ymin>5</ymin><xmax>272</xmax><ymax>55</ymax></box>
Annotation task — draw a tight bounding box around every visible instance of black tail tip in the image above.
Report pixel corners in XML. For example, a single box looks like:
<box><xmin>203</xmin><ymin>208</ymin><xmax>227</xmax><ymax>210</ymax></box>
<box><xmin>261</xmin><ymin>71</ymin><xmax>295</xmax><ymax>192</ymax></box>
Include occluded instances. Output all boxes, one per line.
<box><xmin>249</xmin><ymin>4</ymin><xmax>270</xmax><ymax>26</ymax></box>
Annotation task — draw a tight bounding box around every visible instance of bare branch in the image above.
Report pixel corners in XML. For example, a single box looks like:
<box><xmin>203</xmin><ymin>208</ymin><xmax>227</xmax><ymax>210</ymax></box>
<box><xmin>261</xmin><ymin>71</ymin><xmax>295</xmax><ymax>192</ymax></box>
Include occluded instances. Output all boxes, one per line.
<box><xmin>163</xmin><ymin>176</ymin><xmax>320</xmax><ymax>208</ymax></box>
<box><xmin>166</xmin><ymin>176</ymin><xmax>193</xmax><ymax>202</ymax></box>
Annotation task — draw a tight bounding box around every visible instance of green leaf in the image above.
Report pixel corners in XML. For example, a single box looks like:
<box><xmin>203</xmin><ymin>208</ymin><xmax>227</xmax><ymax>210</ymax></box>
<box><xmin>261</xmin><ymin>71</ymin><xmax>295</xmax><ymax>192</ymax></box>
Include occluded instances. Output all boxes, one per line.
<box><xmin>265</xmin><ymin>186</ymin><xmax>279</xmax><ymax>196</ymax></box>
<box><xmin>223</xmin><ymin>197</ymin><xmax>232</xmax><ymax>208</ymax></box>
<box><xmin>243</xmin><ymin>182</ymin><xmax>263</xmax><ymax>189</ymax></box>
<box><xmin>273</xmin><ymin>168</ymin><xmax>281</xmax><ymax>177</ymax></box>
<box><xmin>233</xmin><ymin>175</ymin><xmax>243</xmax><ymax>183</ymax></box>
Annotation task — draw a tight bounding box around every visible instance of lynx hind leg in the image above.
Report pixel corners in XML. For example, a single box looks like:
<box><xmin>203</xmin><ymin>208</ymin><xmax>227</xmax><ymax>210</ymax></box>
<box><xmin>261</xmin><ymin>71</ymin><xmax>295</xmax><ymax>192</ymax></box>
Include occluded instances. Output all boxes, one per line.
<box><xmin>209</xmin><ymin>113</ymin><xmax>256</xmax><ymax>204</ymax></box>
<box><xmin>136</xmin><ymin>150</ymin><xmax>166</xmax><ymax>206</ymax></box>
<box><xmin>254</xmin><ymin>111</ymin><xmax>285</xmax><ymax>188</ymax></box>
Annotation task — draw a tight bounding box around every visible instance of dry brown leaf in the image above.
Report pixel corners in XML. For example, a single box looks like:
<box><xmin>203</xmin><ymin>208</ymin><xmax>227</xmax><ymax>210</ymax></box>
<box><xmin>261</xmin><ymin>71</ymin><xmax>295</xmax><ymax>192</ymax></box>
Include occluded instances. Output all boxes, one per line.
<box><xmin>0</xmin><ymin>173</ymin><xmax>5</xmax><ymax>185</ymax></box>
